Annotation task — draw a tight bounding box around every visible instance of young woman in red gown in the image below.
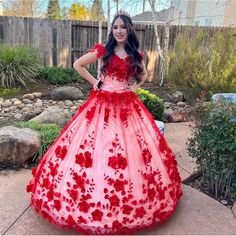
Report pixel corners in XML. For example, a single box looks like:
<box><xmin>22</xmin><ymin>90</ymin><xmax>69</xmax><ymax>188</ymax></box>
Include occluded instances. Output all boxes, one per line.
<box><xmin>26</xmin><ymin>11</ymin><xmax>183</xmax><ymax>235</ymax></box>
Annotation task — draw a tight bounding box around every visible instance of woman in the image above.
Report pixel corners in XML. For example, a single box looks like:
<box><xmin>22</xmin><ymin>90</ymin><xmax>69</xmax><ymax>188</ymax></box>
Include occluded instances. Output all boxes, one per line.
<box><xmin>26</xmin><ymin>11</ymin><xmax>183</xmax><ymax>235</ymax></box>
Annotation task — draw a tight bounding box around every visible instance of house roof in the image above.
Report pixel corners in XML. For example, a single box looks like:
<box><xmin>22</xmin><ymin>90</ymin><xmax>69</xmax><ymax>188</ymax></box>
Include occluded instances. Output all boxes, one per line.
<box><xmin>132</xmin><ymin>8</ymin><xmax>171</xmax><ymax>24</ymax></box>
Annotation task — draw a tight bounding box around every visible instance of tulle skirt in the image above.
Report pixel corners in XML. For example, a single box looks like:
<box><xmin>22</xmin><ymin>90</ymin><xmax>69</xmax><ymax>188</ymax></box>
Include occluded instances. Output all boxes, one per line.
<box><xmin>26</xmin><ymin>89</ymin><xmax>183</xmax><ymax>235</ymax></box>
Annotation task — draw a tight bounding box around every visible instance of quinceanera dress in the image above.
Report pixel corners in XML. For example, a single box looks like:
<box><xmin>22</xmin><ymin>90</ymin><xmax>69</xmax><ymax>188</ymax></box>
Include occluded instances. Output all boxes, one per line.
<box><xmin>26</xmin><ymin>43</ymin><xmax>183</xmax><ymax>235</ymax></box>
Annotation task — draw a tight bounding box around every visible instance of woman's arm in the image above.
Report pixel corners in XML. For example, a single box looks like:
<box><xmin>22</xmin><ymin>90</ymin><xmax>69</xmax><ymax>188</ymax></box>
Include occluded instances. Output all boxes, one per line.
<box><xmin>73</xmin><ymin>51</ymin><xmax>99</xmax><ymax>86</ymax></box>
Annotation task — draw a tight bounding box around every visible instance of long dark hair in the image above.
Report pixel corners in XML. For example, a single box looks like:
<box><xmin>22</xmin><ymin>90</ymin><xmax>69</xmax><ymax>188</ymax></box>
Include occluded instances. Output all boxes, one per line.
<box><xmin>101</xmin><ymin>14</ymin><xmax>143</xmax><ymax>83</ymax></box>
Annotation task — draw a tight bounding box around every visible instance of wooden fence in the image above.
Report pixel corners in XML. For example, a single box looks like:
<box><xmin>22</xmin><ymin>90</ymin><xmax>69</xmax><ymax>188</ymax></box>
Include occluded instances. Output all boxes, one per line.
<box><xmin>0</xmin><ymin>16</ymin><xmax>235</xmax><ymax>81</ymax></box>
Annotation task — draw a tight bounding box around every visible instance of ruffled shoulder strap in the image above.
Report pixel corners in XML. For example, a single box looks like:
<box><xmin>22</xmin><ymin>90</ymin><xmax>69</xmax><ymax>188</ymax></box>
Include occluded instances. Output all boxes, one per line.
<box><xmin>88</xmin><ymin>43</ymin><xmax>106</xmax><ymax>59</ymax></box>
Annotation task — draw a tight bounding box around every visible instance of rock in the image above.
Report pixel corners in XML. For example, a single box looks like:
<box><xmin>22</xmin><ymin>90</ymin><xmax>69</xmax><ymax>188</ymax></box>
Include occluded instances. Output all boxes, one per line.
<box><xmin>8</xmin><ymin>106</ymin><xmax>17</xmax><ymax>111</ymax></box>
<box><xmin>14</xmin><ymin>114</ymin><xmax>22</xmax><ymax>120</ymax></box>
<box><xmin>65</xmin><ymin>100</ymin><xmax>74</xmax><ymax>106</ymax></box>
<box><xmin>25</xmin><ymin>104</ymin><xmax>33</xmax><ymax>108</ymax></box>
<box><xmin>2</xmin><ymin>100</ymin><xmax>12</xmax><ymax>107</ymax></box>
<box><xmin>164</xmin><ymin>102</ymin><xmax>175</xmax><ymax>109</ymax></box>
<box><xmin>0</xmin><ymin>98</ymin><xmax>4</xmax><ymax>102</ymax></box>
<box><xmin>19</xmin><ymin>109</ymin><xmax>43</xmax><ymax>121</ymax></box>
<box><xmin>51</xmin><ymin>86</ymin><xmax>84</xmax><ymax>101</ymax></box>
<box><xmin>232</xmin><ymin>201</ymin><xmax>236</xmax><ymax>217</ymax></box>
<box><xmin>21</xmin><ymin>107</ymin><xmax>30</xmax><ymax>113</ymax></box>
<box><xmin>32</xmin><ymin>92</ymin><xmax>42</xmax><ymax>98</ymax></box>
<box><xmin>14</xmin><ymin>100</ymin><xmax>22</xmax><ymax>106</ymax></box>
<box><xmin>163</xmin><ymin>109</ymin><xmax>185</xmax><ymax>122</ymax></box>
<box><xmin>30</xmin><ymin>106</ymin><xmax>72</xmax><ymax>126</ymax></box>
<box><xmin>177</xmin><ymin>101</ymin><xmax>186</xmax><ymax>107</ymax></box>
<box><xmin>36</xmin><ymin>98</ymin><xmax>42</xmax><ymax>103</ymax></box>
<box><xmin>220</xmin><ymin>200</ymin><xmax>228</xmax><ymax>205</ymax></box>
<box><xmin>172</xmin><ymin>91</ymin><xmax>184</xmax><ymax>103</ymax></box>
<box><xmin>11</xmin><ymin>98</ymin><xmax>19</xmax><ymax>102</ymax></box>
<box><xmin>22</xmin><ymin>99</ymin><xmax>32</xmax><ymax>104</ymax></box>
<box><xmin>22</xmin><ymin>94</ymin><xmax>35</xmax><ymax>100</ymax></box>
<box><xmin>71</xmin><ymin>106</ymin><xmax>78</xmax><ymax>111</ymax></box>
<box><xmin>35</xmin><ymin>102</ymin><xmax>43</xmax><ymax>108</ymax></box>
<box><xmin>0</xmin><ymin>126</ymin><xmax>41</xmax><ymax>162</ymax></box>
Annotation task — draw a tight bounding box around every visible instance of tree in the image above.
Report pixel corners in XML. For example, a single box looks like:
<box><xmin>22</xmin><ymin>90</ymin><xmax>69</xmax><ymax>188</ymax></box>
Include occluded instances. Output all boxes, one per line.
<box><xmin>148</xmin><ymin>0</ymin><xmax>168</xmax><ymax>85</ymax></box>
<box><xmin>46</xmin><ymin>0</ymin><xmax>61</xmax><ymax>20</ymax></box>
<box><xmin>3</xmin><ymin>0</ymin><xmax>36</xmax><ymax>17</ymax></box>
<box><xmin>69</xmin><ymin>2</ymin><xmax>90</xmax><ymax>20</ymax></box>
<box><xmin>90</xmin><ymin>0</ymin><xmax>106</xmax><ymax>21</ymax></box>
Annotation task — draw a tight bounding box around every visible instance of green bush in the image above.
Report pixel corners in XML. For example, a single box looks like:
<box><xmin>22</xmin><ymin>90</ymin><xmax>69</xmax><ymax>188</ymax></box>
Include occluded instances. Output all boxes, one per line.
<box><xmin>39</xmin><ymin>66</ymin><xmax>96</xmax><ymax>84</ymax></box>
<box><xmin>0</xmin><ymin>44</ymin><xmax>41</xmax><ymax>88</ymax></box>
<box><xmin>187</xmin><ymin>102</ymin><xmax>236</xmax><ymax>200</ymax></box>
<box><xmin>13</xmin><ymin>121</ymin><xmax>61</xmax><ymax>162</ymax></box>
<box><xmin>168</xmin><ymin>29</ymin><xmax>236</xmax><ymax>102</ymax></box>
<box><xmin>136</xmin><ymin>88</ymin><xmax>164</xmax><ymax>120</ymax></box>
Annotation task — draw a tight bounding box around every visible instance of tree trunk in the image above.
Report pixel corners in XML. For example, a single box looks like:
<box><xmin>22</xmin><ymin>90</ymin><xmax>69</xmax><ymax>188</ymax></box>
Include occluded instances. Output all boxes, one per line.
<box><xmin>148</xmin><ymin>0</ymin><xmax>165</xmax><ymax>85</ymax></box>
<box><xmin>97</xmin><ymin>0</ymin><xmax>103</xmax><ymax>79</ymax></box>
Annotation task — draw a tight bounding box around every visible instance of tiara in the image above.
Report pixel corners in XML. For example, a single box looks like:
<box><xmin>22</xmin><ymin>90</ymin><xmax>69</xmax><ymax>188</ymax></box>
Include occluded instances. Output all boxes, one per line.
<box><xmin>115</xmin><ymin>9</ymin><xmax>131</xmax><ymax>18</ymax></box>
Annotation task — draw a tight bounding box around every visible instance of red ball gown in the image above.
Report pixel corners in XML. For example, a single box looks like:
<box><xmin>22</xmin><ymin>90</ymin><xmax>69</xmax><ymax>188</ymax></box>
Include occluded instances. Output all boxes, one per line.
<box><xmin>26</xmin><ymin>44</ymin><xmax>183</xmax><ymax>235</ymax></box>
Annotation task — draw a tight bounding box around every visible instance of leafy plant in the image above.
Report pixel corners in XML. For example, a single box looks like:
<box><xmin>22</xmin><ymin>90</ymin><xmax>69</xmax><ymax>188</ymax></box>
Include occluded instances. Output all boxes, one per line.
<box><xmin>39</xmin><ymin>66</ymin><xmax>93</xmax><ymax>84</ymax></box>
<box><xmin>136</xmin><ymin>88</ymin><xmax>164</xmax><ymax>120</ymax></box>
<box><xmin>187</xmin><ymin>102</ymin><xmax>236</xmax><ymax>200</ymax></box>
<box><xmin>13</xmin><ymin>121</ymin><xmax>61</xmax><ymax>162</ymax></box>
<box><xmin>168</xmin><ymin>29</ymin><xmax>236</xmax><ymax>102</ymax></box>
<box><xmin>0</xmin><ymin>44</ymin><xmax>41</xmax><ymax>88</ymax></box>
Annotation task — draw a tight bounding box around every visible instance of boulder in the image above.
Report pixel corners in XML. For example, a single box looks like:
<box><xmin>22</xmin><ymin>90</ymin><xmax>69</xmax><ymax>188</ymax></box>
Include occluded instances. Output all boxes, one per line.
<box><xmin>0</xmin><ymin>126</ymin><xmax>41</xmax><ymax>163</ymax></box>
<box><xmin>30</xmin><ymin>106</ymin><xmax>72</xmax><ymax>126</ymax></box>
<box><xmin>51</xmin><ymin>86</ymin><xmax>84</xmax><ymax>101</ymax></box>
<box><xmin>22</xmin><ymin>94</ymin><xmax>35</xmax><ymax>100</ymax></box>
<box><xmin>172</xmin><ymin>91</ymin><xmax>184</xmax><ymax>103</ymax></box>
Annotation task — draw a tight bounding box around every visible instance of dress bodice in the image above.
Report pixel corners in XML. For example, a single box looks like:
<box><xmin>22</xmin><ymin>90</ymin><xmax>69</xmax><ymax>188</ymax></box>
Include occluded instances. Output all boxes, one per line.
<box><xmin>88</xmin><ymin>43</ymin><xmax>144</xmax><ymax>92</ymax></box>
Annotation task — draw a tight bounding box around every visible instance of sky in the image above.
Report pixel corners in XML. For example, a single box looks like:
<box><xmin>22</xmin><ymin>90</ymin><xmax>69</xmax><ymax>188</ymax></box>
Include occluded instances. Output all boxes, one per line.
<box><xmin>59</xmin><ymin>0</ymin><xmax>171</xmax><ymax>18</ymax></box>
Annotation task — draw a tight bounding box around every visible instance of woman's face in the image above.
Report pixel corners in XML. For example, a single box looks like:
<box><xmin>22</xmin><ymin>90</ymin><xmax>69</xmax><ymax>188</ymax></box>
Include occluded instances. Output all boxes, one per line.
<box><xmin>112</xmin><ymin>17</ymin><xmax>128</xmax><ymax>44</ymax></box>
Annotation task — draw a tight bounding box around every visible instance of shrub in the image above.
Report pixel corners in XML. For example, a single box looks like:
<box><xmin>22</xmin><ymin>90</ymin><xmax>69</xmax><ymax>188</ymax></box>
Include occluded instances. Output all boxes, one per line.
<box><xmin>0</xmin><ymin>44</ymin><xmax>41</xmax><ymax>88</ymax></box>
<box><xmin>168</xmin><ymin>29</ymin><xmax>236</xmax><ymax>102</ymax></box>
<box><xmin>187</xmin><ymin>102</ymin><xmax>236</xmax><ymax>200</ymax></box>
<box><xmin>13</xmin><ymin>121</ymin><xmax>61</xmax><ymax>162</ymax></box>
<box><xmin>39</xmin><ymin>66</ymin><xmax>96</xmax><ymax>84</ymax></box>
<box><xmin>136</xmin><ymin>88</ymin><xmax>164</xmax><ymax>120</ymax></box>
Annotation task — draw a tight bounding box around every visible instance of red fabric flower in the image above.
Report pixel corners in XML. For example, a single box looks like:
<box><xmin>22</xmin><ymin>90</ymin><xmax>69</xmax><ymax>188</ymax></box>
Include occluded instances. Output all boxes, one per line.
<box><xmin>53</xmin><ymin>199</ymin><xmax>62</xmax><ymax>211</ymax></box>
<box><xmin>78</xmin><ymin>216</ymin><xmax>87</xmax><ymax>224</ymax></box>
<box><xmin>42</xmin><ymin>178</ymin><xmax>50</xmax><ymax>189</ymax></box>
<box><xmin>46</xmin><ymin>190</ymin><xmax>54</xmax><ymax>202</ymax></box>
<box><xmin>88</xmin><ymin>43</ymin><xmax>106</xmax><ymax>59</ymax></box>
<box><xmin>91</xmin><ymin>209</ymin><xmax>103</xmax><ymax>221</ymax></box>
<box><xmin>55</xmin><ymin>145</ymin><xmax>67</xmax><ymax>160</ymax></box>
<box><xmin>108</xmin><ymin>154</ymin><xmax>127</xmax><ymax>170</ymax></box>
<box><xmin>135</xmin><ymin>206</ymin><xmax>146</xmax><ymax>218</ymax></box>
<box><xmin>75</xmin><ymin>151</ymin><xmax>93</xmax><ymax>168</ymax></box>
<box><xmin>31</xmin><ymin>167</ymin><xmax>37</xmax><ymax>176</ymax></box>
<box><xmin>142</xmin><ymin>148</ymin><xmax>152</xmax><ymax>164</ymax></box>
<box><xmin>109</xmin><ymin>194</ymin><xmax>120</xmax><ymax>207</ymax></box>
<box><xmin>48</xmin><ymin>162</ymin><xmax>58</xmax><ymax>177</ymax></box>
<box><xmin>112</xmin><ymin>220</ymin><xmax>122</xmax><ymax>230</ymax></box>
<box><xmin>79</xmin><ymin>201</ymin><xmax>90</xmax><ymax>213</ymax></box>
<box><xmin>147</xmin><ymin>188</ymin><xmax>156</xmax><ymax>201</ymax></box>
<box><xmin>122</xmin><ymin>205</ymin><xmax>133</xmax><ymax>215</ymax></box>
<box><xmin>26</xmin><ymin>183</ymin><xmax>33</xmax><ymax>192</ymax></box>
<box><xmin>69</xmin><ymin>189</ymin><xmax>78</xmax><ymax>202</ymax></box>
<box><xmin>72</xmin><ymin>173</ymin><xmax>85</xmax><ymax>188</ymax></box>
<box><xmin>66</xmin><ymin>215</ymin><xmax>76</xmax><ymax>226</ymax></box>
<box><xmin>113</xmin><ymin>179</ymin><xmax>127</xmax><ymax>192</ymax></box>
